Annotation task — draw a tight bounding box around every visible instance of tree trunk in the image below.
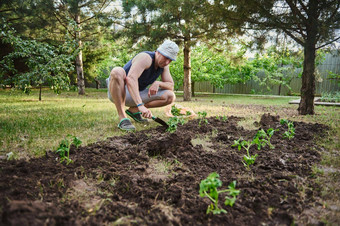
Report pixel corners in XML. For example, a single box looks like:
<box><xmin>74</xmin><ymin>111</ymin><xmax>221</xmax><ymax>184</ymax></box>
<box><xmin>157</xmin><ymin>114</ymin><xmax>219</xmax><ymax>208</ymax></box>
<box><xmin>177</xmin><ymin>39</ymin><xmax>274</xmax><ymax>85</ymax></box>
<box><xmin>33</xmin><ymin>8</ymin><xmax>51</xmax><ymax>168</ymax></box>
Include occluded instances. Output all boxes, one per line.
<box><xmin>95</xmin><ymin>78</ymin><xmax>100</xmax><ymax>89</ymax></box>
<box><xmin>39</xmin><ymin>84</ymin><xmax>42</xmax><ymax>101</ymax></box>
<box><xmin>298</xmin><ymin>1</ymin><xmax>318</xmax><ymax>115</ymax></box>
<box><xmin>278</xmin><ymin>77</ymin><xmax>282</xmax><ymax>96</ymax></box>
<box><xmin>298</xmin><ymin>44</ymin><xmax>316</xmax><ymax>115</ymax></box>
<box><xmin>75</xmin><ymin>14</ymin><xmax>85</xmax><ymax>95</ymax></box>
<box><xmin>278</xmin><ymin>62</ymin><xmax>283</xmax><ymax>95</ymax></box>
<box><xmin>183</xmin><ymin>40</ymin><xmax>191</xmax><ymax>101</ymax></box>
<box><xmin>191</xmin><ymin>81</ymin><xmax>195</xmax><ymax>97</ymax></box>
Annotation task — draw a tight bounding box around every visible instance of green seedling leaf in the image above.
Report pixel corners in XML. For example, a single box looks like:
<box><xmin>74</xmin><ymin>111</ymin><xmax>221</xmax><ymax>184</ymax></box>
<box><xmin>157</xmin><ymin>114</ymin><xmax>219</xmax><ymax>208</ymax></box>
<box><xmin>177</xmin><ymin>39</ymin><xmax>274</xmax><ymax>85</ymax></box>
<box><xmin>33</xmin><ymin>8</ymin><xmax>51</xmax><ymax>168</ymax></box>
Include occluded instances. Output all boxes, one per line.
<box><xmin>199</xmin><ymin>172</ymin><xmax>222</xmax><ymax>198</ymax></box>
<box><xmin>166</xmin><ymin>116</ymin><xmax>186</xmax><ymax>133</ymax></box>
<box><xmin>198</xmin><ymin>111</ymin><xmax>208</xmax><ymax>126</ymax></box>
<box><xmin>198</xmin><ymin>111</ymin><xmax>207</xmax><ymax>118</ymax></box>
<box><xmin>267</xmin><ymin>128</ymin><xmax>275</xmax><ymax>137</ymax></box>
<box><xmin>256</xmin><ymin>129</ymin><xmax>267</xmax><ymax>138</ymax></box>
<box><xmin>232</xmin><ymin>138</ymin><xmax>242</xmax><ymax>151</ymax></box>
<box><xmin>224</xmin><ymin>196</ymin><xmax>237</xmax><ymax>207</ymax></box>
<box><xmin>224</xmin><ymin>180</ymin><xmax>240</xmax><ymax>207</ymax></box>
<box><xmin>280</xmin><ymin>119</ymin><xmax>295</xmax><ymax>139</ymax></box>
<box><xmin>252</xmin><ymin>136</ymin><xmax>266</xmax><ymax>150</ymax></box>
<box><xmin>72</xmin><ymin>136</ymin><xmax>82</xmax><ymax>148</ymax></box>
<box><xmin>227</xmin><ymin>181</ymin><xmax>240</xmax><ymax>196</ymax></box>
<box><xmin>199</xmin><ymin>173</ymin><xmax>240</xmax><ymax>215</ymax></box>
<box><xmin>280</xmin><ymin>119</ymin><xmax>288</xmax><ymax>125</ymax></box>
<box><xmin>233</xmin><ymin>137</ymin><xmax>258</xmax><ymax>169</ymax></box>
<box><xmin>243</xmin><ymin>154</ymin><xmax>258</xmax><ymax>166</ymax></box>
<box><xmin>55</xmin><ymin>134</ymin><xmax>82</xmax><ymax>165</ymax></box>
<box><xmin>241</xmin><ymin>140</ymin><xmax>252</xmax><ymax>152</ymax></box>
<box><xmin>171</xmin><ymin>105</ymin><xmax>183</xmax><ymax>116</ymax></box>
<box><xmin>253</xmin><ymin>128</ymin><xmax>277</xmax><ymax>150</ymax></box>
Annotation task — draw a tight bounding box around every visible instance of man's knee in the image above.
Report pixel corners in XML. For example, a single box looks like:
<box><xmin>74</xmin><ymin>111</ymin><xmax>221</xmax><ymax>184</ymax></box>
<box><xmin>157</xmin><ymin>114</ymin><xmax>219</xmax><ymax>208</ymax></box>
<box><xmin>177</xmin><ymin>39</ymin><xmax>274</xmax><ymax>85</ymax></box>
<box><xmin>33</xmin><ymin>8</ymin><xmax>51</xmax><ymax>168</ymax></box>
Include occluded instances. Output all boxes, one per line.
<box><xmin>164</xmin><ymin>90</ymin><xmax>176</xmax><ymax>104</ymax></box>
<box><xmin>110</xmin><ymin>67</ymin><xmax>126</xmax><ymax>83</ymax></box>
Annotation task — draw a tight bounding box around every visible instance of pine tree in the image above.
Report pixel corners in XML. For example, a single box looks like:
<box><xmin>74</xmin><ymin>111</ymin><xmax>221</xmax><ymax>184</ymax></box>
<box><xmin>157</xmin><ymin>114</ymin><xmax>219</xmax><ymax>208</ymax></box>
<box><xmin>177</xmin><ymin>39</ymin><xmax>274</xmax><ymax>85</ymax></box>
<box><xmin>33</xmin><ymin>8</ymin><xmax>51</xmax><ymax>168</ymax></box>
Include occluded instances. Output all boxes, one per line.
<box><xmin>228</xmin><ymin>0</ymin><xmax>340</xmax><ymax>115</ymax></box>
<box><xmin>122</xmin><ymin>0</ymin><xmax>244</xmax><ymax>101</ymax></box>
<box><xmin>51</xmin><ymin>0</ymin><xmax>118</xmax><ymax>95</ymax></box>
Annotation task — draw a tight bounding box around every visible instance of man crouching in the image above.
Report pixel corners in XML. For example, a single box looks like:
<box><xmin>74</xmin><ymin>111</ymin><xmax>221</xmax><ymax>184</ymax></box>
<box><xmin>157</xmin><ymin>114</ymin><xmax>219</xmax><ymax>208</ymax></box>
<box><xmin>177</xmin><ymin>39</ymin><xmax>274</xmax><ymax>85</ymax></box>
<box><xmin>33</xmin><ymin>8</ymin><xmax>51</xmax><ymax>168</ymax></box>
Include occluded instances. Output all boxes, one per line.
<box><xmin>107</xmin><ymin>40</ymin><xmax>179</xmax><ymax>131</ymax></box>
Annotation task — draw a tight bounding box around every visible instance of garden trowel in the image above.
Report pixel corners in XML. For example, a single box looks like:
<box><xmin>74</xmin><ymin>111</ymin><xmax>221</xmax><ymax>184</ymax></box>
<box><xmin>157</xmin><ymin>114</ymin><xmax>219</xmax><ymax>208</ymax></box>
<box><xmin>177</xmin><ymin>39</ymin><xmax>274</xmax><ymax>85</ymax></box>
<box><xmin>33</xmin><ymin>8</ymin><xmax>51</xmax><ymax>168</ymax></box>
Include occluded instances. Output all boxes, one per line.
<box><xmin>151</xmin><ymin>116</ymin><xmax>169</xmax><ymax>129</ymax></box>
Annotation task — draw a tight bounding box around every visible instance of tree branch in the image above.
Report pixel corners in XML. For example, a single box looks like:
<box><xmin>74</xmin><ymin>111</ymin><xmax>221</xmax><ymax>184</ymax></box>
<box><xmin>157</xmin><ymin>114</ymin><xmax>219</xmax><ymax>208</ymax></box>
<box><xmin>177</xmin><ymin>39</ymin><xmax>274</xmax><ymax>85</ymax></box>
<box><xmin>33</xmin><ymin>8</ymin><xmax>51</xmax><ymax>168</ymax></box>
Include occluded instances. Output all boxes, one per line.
<box><xmin>286</xmin><ymin>0</ymin><xmax>308</xmax><ymax>24</ymax></box>
<box><xmin>316</xmin><ymin>36</ymin><xmax>340</xmax><ymax>49</ymax></box>
<box><xmin>79</xmin><ymin>0</ymin><xmax>112</xmax><ymax>24</ymax></box>
<box><xmin>285</xmin><ymin>0</ymin><xmax>307</xmax><ymax>36</ymax></box>
<box><xmin>324</xmin><ymin>2</ymin><xmax>340</xmax><ymax>25</ymax></box>
<box><xmin>297</xmin><ymin>0</ymin><xmax>308</xmax><ymax>14</ymax></box>
<box><xmin>53</xmin><ymin>13</ymin><xmax>75</xmax><ymax>38</ymax></box>
<box><xmin>80</xmin><ymin>15</ymin><xmax>96</xmax><ymax>24</ymax></box>
<box><xmin>0</xmin><ymin>8</ymin><xmax>15</xmax><ymax>13</ymax></box>
<box><xmin>7</xmin><ymin>17</ymin><xmax>22</xmax><ymax>22</ymax></box>
<box><xmin>281</xmin><ymin>28</ymin><xmax>304</xmax><ymax>46</ymax></box>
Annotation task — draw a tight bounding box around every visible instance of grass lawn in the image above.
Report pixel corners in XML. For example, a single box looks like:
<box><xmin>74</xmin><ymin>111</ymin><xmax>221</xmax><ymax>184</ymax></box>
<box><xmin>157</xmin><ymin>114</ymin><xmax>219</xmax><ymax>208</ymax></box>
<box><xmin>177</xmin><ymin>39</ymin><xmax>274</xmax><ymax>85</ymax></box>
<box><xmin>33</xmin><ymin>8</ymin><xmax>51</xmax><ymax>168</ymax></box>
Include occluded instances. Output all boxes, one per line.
<box><xmin>0</xmin><ymin>88</ymin><xmax>339</xmax><ymax>160</ymax></box>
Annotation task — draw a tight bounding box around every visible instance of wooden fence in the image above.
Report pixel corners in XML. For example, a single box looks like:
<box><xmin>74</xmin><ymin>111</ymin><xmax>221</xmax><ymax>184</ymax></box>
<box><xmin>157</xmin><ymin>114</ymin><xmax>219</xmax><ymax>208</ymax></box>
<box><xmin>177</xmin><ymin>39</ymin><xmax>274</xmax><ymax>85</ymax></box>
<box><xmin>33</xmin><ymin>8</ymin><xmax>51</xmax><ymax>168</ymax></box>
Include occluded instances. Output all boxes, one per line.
<box><xmin>189</xmin><ymin>52</ymin><xmax>340</xmax><ymax>96</ymax></box>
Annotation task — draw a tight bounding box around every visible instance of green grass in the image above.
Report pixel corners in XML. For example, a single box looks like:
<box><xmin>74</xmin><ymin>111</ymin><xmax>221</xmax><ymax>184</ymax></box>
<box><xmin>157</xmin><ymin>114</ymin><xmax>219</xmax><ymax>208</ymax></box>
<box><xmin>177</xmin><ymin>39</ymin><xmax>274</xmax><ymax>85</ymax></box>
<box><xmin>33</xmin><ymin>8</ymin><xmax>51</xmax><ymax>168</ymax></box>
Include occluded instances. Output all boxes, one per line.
<box><xmin>0</xmin><ymin>88</ymin><xmax>339</xmax><ymax>160</ymax></box>
<box><xmin>0</xmin><ymin>88</ymin><xmax>155</xmax><ymax>158</ymax></box>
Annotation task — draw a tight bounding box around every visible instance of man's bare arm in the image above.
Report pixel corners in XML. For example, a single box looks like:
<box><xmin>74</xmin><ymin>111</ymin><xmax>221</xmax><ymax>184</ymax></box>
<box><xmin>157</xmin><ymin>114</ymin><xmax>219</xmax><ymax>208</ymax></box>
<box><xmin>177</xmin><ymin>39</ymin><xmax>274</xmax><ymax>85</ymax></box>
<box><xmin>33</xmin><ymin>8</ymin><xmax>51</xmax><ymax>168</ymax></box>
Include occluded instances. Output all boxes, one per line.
<box><xmin>148</xmin><ymin>65</ymin><xmax>174</xmax><ymax>97</ymax></box>
<box><xmin>159</xmin><ymin>65</ymin><xmax>174</xmax><ymax>90</ymax></box>
<box><xmin>125</xmin><ymin>53</ymin><xmax>152</xmax><ymax>104</ymax></box>
<box><xmin>125</xmin><ymin>53</ymin><xmax>153</xmax><ymax>118</ymax></box>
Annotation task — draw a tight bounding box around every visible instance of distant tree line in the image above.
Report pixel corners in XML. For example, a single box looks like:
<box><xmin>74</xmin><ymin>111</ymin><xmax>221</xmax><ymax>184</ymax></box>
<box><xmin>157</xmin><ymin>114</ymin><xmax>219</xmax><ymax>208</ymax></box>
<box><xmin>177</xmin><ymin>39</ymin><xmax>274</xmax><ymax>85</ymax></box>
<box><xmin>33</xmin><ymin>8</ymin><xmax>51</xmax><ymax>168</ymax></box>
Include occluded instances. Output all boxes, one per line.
<box><xmin>1</xmin><ymin>0</ymin><xmax>339</xmax><ymax>114</ymax></box>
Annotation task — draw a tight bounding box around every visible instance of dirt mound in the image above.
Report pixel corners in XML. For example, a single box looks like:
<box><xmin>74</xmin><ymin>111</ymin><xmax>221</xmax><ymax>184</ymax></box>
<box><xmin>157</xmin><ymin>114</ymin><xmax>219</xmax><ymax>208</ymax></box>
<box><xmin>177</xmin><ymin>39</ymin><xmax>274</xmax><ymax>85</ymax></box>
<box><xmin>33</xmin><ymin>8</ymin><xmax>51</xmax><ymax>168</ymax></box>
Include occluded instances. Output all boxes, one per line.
<box><xmin>0</xmin><ymin>114</ymin><xmax>329</xmax><ymax>225</ymax></box>
<box><xmin>259</xmin><ymin>113</ymin><xmax>280</xmax><ymax>129</ymax></box>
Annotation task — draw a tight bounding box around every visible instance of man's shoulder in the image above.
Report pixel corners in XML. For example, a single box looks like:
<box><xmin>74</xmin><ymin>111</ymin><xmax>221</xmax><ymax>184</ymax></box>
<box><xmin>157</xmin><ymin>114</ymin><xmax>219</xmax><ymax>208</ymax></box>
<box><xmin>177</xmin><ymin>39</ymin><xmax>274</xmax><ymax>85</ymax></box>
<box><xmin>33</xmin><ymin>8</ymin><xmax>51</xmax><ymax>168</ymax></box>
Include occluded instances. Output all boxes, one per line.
<box><xmin>133</xmin><ymin>52</ymin><xmax>153</xmax><ymax>66</ymax></box>
<box><xmin>137</xmin><ymin>51</ymin><xmax>154</xmax><ymax>59</ymax></box>
<box><xmin>137</xmin><ymin>51</ymin><xmax>153</xmax><ymax>57</ymax></box>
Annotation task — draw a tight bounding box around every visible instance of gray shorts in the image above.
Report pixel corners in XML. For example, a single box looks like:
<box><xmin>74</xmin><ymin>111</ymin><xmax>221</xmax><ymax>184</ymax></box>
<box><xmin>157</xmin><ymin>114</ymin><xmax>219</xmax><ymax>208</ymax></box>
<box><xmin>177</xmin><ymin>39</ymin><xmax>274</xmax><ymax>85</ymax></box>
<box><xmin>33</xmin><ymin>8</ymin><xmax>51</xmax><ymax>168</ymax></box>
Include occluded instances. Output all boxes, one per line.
<box><xmin>106</xmin><ymin>77</ymin><xmax>168</xmax><ymax>107</ymax></box>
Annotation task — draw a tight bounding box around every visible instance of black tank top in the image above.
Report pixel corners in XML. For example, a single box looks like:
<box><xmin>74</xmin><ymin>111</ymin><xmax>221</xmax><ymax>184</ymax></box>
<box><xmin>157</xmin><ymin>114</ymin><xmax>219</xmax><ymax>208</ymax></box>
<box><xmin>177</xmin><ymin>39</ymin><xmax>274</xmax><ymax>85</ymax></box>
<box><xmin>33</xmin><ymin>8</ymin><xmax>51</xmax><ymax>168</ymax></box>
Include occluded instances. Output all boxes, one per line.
<box><xmin>123</xmin><ymin>51</ymin><xmax>164</xmax><ymax>91</ymax></box>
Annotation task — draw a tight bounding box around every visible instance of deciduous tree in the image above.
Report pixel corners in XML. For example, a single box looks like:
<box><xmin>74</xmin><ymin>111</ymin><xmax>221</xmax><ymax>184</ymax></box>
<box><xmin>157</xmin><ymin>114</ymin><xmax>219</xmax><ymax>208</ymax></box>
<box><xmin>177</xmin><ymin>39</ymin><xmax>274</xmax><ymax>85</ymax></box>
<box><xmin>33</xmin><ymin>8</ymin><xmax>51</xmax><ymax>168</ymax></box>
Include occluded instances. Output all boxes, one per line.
<box><xmin>0</xmin><ymin>21</ymin><xmax>78</xmax><ymax>101</ymax></box>
<box><xmin>1</xmin><ymin>0</ymin><xmax>119</xmax><ymax>95</ymax></box>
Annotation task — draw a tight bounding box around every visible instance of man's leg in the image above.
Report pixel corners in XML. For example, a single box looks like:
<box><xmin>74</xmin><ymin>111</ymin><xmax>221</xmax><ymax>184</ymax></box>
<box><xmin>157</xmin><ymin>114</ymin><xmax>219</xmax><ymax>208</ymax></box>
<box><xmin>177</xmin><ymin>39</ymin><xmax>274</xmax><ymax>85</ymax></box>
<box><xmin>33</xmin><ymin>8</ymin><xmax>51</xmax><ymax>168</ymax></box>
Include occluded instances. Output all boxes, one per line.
<box><xmin>145</xmin><ymin>90</ymin><xmax>176</xmax><ymax>108</ymax></box>
<box><xmin>109</xmin><ymin>67</ymin><xmax>128</xmax><ymax>121</ymax></box>
<box><xmin>127</xmin><ymin>89</ymin><xmax>176</xmax><ymax>113</ymax></box>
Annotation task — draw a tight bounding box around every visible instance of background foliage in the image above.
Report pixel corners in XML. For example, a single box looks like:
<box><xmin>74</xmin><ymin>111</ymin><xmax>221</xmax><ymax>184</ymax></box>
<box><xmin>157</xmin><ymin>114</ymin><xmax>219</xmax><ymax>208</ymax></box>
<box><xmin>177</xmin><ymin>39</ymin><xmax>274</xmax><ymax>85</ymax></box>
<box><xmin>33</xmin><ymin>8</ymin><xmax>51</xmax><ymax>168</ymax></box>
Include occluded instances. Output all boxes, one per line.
<box><xmin>0</xmin><ymin>0</ymin><xmax>339</xmax><ymax>100</ymax></box>
<box><xmin>0</xmin><ymin>19</ymin><xmax>79</xmax><ymax>99</ymax></box>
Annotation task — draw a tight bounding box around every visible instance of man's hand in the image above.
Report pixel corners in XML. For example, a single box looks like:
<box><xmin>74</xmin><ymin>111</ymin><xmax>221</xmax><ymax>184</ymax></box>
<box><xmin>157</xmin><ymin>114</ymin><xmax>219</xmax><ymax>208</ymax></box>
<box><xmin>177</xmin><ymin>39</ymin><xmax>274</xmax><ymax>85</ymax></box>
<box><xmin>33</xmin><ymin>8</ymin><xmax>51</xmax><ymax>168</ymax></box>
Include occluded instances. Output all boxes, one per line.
<box><xmin>138</xmin><ymin>105</ymin><xmax>152</xmax><ymax>118</ymax></box>
<box><xmin>148</xmin><ymin>81</ymin><xmax>160</xmax><ymax>97</ymax></box>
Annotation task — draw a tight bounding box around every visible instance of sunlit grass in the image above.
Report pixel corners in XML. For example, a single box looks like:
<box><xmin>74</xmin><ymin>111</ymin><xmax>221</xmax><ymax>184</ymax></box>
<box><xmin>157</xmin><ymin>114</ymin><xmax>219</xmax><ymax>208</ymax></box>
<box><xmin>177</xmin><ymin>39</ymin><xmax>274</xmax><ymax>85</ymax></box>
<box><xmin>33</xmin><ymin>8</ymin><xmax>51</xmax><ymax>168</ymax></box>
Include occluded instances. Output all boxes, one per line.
<box><xmin>0</xmin><ymin>88</ymin><xmax>156</xmax><ymax>158</ymax></box>
<box><xmin>0</xmin><ymin>88</ymin><xmax>339</xmax><ymax>160</ymax></box>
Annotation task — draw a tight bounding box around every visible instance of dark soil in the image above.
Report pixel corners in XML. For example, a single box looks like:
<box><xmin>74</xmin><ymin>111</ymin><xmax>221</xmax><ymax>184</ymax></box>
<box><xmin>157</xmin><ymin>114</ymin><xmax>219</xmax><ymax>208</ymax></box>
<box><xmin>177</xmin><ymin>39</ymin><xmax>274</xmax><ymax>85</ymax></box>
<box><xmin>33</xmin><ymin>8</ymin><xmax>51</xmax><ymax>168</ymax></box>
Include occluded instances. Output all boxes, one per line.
<box><xmin>0</xmin><ymin>114</ymin><xmax>329</xmax><ymax>225</ymax></box>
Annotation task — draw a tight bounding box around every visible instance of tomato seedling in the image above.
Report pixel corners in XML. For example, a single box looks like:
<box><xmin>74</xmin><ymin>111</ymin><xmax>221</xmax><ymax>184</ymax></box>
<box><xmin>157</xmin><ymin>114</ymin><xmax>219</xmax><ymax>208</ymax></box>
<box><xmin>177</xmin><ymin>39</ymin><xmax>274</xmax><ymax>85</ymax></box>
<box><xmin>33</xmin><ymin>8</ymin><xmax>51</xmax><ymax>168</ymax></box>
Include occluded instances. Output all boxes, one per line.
<box><xmin>232</xmin><ymin>138</ymin><xmax>258</xmax><ymax>170</ymax></box>
<box><xmin>171</xmin><ymin>105</ymin><xmax>183</xmax><ymax>116</ymax></box>
<box><xmin>215</xmin><ymin>115</ymin><xmax>227</xmax><ymax>121</ymax></box>
<box><xmin>171</xmin><ymin>105</ymin><xmax>191</xmax><ymax>116</ymax></box>
<box><xmin>280</xmin><ymin>119</ymin><xmax>295</xmax><ymax>139</ymax></box>
<box><xmin>198</xmin><ymin>111</ymin><xmax>208</xmax><ymax>126</ymax></box>
<box><xmin>56</xmin><ymin>134</ymin><xmax>82</xmax><ymax>165</ymax></box>
<box><xmin>166</xmin><ymin>116</ymin><xmax>186</xmax><ymax>133</ymax></box>
<box><xmin>199</xmin><ymin>172</ymin><xmax>240</xmax><ymax>215</ymax></box>
<box><xmin>253</xmin><ymin>128</ymin><xmax>278</xmax><ymax>150</ymax></box>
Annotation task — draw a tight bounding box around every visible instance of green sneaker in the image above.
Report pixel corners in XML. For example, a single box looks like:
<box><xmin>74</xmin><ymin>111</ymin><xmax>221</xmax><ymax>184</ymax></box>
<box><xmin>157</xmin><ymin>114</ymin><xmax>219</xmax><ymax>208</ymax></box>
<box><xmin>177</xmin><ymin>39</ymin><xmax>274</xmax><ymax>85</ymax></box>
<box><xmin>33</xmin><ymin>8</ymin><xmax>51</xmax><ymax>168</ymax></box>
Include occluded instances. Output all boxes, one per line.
<box><xmin>125</xmin><ymin>110</ymin><xmax>148</xmax><ymax>123</ymax></box>
<box><xmin>118</xmin><ymin>118</ymin><xmax>135</xmax><ymax>131</ymax></box>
